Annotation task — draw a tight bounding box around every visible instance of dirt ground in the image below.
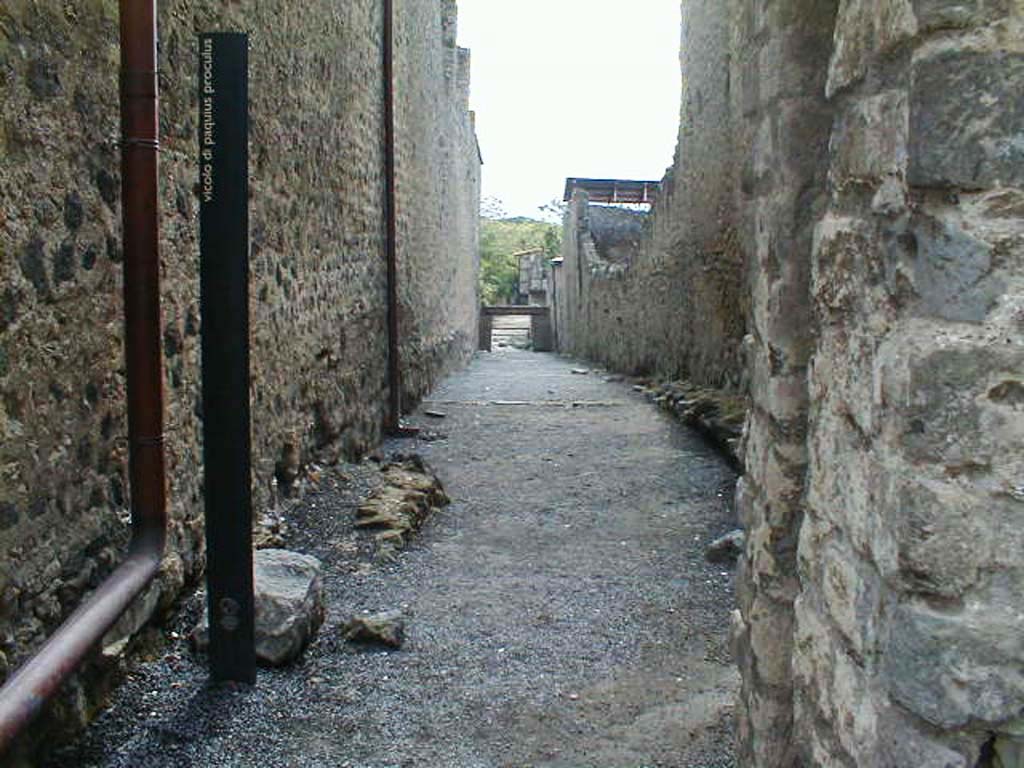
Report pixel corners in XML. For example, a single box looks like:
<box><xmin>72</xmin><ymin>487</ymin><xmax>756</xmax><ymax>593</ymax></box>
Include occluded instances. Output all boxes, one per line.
<box><xmin>47</xmin><ymin>348</ymin><xmax>740</xmax><ymax>768</ymax></box>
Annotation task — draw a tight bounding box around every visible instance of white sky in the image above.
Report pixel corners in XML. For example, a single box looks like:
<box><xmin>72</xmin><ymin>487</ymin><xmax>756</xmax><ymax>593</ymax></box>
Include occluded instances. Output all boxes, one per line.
<box><xmin>457</xmin><ymin>1</ymin><xmax>682</xmax><ymax>221</ymax></box>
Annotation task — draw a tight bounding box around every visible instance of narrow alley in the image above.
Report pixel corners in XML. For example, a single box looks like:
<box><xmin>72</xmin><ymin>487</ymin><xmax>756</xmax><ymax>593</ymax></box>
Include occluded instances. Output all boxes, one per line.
<box><xmin>48</xmin><ymin>348</ymin><xmax>739</xmax><ymax>768</ymax></box>
<box><xmin>4</xmin><ymin>0</ymin><xmax>1020</xmax><ymax>764</ymax></box>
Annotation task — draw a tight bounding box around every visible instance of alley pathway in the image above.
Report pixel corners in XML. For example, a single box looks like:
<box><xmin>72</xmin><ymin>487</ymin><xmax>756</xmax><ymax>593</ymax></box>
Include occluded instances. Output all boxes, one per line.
<box><xmin>50</xmin><ymin>349</ymin><xmax>739</xmax><ymax>768</ymax></box>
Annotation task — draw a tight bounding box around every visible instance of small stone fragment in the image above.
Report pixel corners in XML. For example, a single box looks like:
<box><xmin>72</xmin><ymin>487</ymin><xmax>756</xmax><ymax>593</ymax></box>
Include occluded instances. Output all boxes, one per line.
<box><xmin>571</xmin><ymin>368</ymin><xmax>589</xmax><ymax>375</ymax></box>
<box><xmin>705</xmin><ymin>529</ymin><xmax>745</xmax><ymax>563</ymax></box>
<box><xmin>342</xmin><ymin>610</ymin><xmax>405</xmax><ymax>649</ymax></box>
<box><xmin>253</xmin><ymin>514</ymin><xmax>289</xmax><ymax>550</ymax></box>
<box><xmin>375</xmin><ymin>529</ymin><xmax>406</xmax><ymax>549</ymax></box>
<box><xmin>423</xmin><ymin>410</ymin><xmax>446</xmax><ymax>419</ymax></box>
<box><xmin>418</xmin><ymin>430</ymin><xmax>448</xmax><ymax>443</ymax></box>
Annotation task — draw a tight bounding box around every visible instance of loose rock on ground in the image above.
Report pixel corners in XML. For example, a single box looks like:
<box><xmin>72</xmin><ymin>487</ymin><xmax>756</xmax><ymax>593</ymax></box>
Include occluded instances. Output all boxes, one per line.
<box><xmin>191</xmin><ymin>548</ymin><xmax>325</xmax><ymax>667</ymax></box>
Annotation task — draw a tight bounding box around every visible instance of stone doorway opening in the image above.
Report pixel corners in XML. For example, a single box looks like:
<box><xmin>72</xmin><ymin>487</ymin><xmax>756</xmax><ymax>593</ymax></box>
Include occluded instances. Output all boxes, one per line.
<box><xmin>477</xmin><ymin>305</ymin><xmax>553</xmax><ymax>352</ymax></box>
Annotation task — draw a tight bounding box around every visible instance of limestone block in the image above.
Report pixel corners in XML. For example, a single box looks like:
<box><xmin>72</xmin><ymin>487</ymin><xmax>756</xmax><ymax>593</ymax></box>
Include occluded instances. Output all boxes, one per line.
<box><xmin>794</xmin><ymin>592</ymin><xmax>884</xmax><ymax>763</ymax></box>
<box><xmin>793</xmin><ymin>594</ymin><xmax>835</xmax><ymax>709</ymax></box>
<box><xmin>746</xmin><ymin>522</ymin><xmax>802</xmax><ymax>604</ymax></box>
<box><xmin>746</xmin><ymin>594</ymin><xmax>796</xmax><ymax>687</ymax></box>
<box><xmin>912</xmin><ymin>0</ymin><xmax>1012</xmax><ymax>31</ymax></box>
<box><xmin>821</xmin><ymin>542</ymin><xmax>879</xmax><ymax>658</ymax></box>
<box><xmin>898</xmin><ymin>341</ymin><xmax>1024</xmax><ymax>467</ymax></box>
<box><xmin>828</xmin><ymin>0</ymin><xmax>874</xmax><ymax>94</ymax></box>
<box><xmin>909</xmin><ymin>49</ymin><xmax>1024</xmax><ymax>189</ymax></box>
<box><xmin>818</xmin><ymin>332</ymin><xmax>885</xmax><ymax>435</ymax></box>
<box><xmin>192</xmin><ymin>549</ymin><xmax>325</xmax><ymax>666</ymax></box>
<box><xmin>832</xmin><ymin>647</ymin><xmax>882</xmax><ymax>759</ymax></box>
<box><xmin>894</xmin><ymin>479</ymin><xmax>990</xmax><ymax>598</ymax></box>
<box><xmin>876</xmin><ymin>708</ymin><xmax>970</xmax><ymax>768</ymax></box>
<box><xmin>885</xmin><ymin>590</ymin><xmax>1024</xmax><ymax>728</ymax></box>
<box><xmin>251</xmin><ymin>548</ymin><xmax>325</xmax><ymax>666</ymax></box>
<box><xmin>806</xmin><ymin>429</ymin><xmax>901</xmax><ymax>572</ymax></box>
<box><xmin>812</xmin><ymin>214</ymin><xmax>874</xmax><ymax>320</ymax></box>
<box><xmin>342</xmin><ymin>610</ymin><xmax>406</xmax><ymax>649</ymax></box>
<box><xmin>828</xmin><ymin>0</ymin><xmax>917</xmax><ymax>97</ymax></box>
<box><xmin>735</xmin><ymin>475</ymin><xmax>757</xmax><ymax>532</ymax></box>
<box><xmin>832</xmin><ymin>90</ymin><xmax>909</xmax><ymax>184</ymax></box>
<box><xmin>905</xmin><ymin>210</ymin><xmax>1005</xmax><ymax>323</ymax></box>
<box><xmin>749</xmin><ymin>350</ymin><xmax>809</xmax><ymax>424</ymax></box>
<box><xmin>742</xmin><ymin>685</ymin><xmax>801</xmax><ymax>767</ymax></box>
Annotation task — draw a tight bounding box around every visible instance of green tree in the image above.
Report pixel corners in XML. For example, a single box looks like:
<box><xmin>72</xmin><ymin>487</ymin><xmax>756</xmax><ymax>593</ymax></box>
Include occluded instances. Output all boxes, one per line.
<box><xmin>478</xmin><ymin>216</ymin><xmax>561</xmax><ymax>305</ymax></box>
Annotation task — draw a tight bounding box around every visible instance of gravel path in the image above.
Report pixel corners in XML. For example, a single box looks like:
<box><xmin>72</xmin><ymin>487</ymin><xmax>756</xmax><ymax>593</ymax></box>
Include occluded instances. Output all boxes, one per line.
<box><xmin>49</xmin><ymin>349</ymin><xmax>739</xmax><ymax>768</ymax></box>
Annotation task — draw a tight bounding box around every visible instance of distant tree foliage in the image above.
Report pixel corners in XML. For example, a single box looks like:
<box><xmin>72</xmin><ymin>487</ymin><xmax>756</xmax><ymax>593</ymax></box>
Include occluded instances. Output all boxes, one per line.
<box><xmin>479</xmin><ymin>216</ymin><xmax>562</xmax><ymax>305</ymax></box>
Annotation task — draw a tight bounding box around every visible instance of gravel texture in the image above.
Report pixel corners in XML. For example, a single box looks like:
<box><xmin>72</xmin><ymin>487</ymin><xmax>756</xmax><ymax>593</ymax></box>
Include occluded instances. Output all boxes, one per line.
<box><xmin>47</xmin><ymin>348</ymin><xmax>739</xmax><ymax>768</ymax></box>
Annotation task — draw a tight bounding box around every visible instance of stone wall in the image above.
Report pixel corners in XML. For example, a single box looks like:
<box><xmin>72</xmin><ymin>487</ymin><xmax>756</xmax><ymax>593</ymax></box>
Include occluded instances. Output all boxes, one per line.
<box><xmin>792</xmin><ymin>1</ymin><xmax>1024</xmax><ymax>765</ymax></box>
<box><xmin>0</xmin><ymin>0</ymin><xmax>478</xmax><ymax>735</ymax></box>
<box><xmin>551</xmin><ymin>0</ymin><xmax>747</xmax><ymax>390</ymax></box>
<box><xmin>735</xmin><ymin>1</ymin><xmax>1024</xmax><ymax>765</ymax></box>
<box><xmin>395</xmin><ymin>3</ymin><xmax>480</xmax><ymax>404</ymax></box>
<box><xmin>730</xmin><ymin>1</ymin><xmax>839</xmax><ymax>764</ymax></box>
<box><xmin>555</xmin><ymin>1</ymin><xmax>1024</xmax><ymax>766</ymax></box>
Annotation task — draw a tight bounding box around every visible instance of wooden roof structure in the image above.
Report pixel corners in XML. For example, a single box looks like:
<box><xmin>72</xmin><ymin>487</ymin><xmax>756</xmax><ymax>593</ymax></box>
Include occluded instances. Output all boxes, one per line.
<box><xmin>563</xmin><ymin>177</ymin><xmax>660</xmax><ymax>205</ymax></box>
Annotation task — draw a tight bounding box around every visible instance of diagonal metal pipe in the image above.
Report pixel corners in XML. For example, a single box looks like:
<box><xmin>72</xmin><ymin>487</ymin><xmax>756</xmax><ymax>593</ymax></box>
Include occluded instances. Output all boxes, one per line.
<box><xmin>0</xmin><ymin>0</ymin><xmax>167</xmax><ymax>754</ymax></box>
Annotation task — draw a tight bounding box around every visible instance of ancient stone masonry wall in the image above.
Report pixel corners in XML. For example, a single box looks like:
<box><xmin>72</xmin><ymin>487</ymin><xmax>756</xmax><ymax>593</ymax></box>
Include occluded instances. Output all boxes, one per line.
<box><xmin>0</xmin><ymin>0</ymin><xmax>478</xmax><ymax>726</ymax></box>
<box><xmin>552</xmin><ymin>0</ymin><xmax>747</xmax><ymax>390</ymax></box>
<box><xmin>555</xmin><ymin>196</ymin><xmax>648</xmax><ymax>370</ymax></box>
<box><xmin>730</xmin><ymin>1</ymin><xmax>840</xmax><ymax>765</ymax></box>
<box><xmin>731</xmin><ymin>0</ymin><xmax>1024</xmax><ymax>765</ymax></box>
<box><xmin>791</xmin><ymin>2</ymin><xmax>1024</xmax><ymax>766</ymax></box>
<box><xmin>395</xmin><ymin>0</ymin><xmax>480</xmax><ymax>406</ymax></box>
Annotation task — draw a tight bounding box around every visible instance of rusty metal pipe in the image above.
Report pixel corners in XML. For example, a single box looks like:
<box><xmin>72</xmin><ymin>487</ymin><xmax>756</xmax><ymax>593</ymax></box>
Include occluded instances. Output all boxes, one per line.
<box><xmin>0</xmin><ymin>0</ymin><xmax>166</xmax><ymax>753</ymax></box>
<box><xmin>383</xmin><ymin>0</ymin><xmax>401</xmax><ymax>431</ymax></box>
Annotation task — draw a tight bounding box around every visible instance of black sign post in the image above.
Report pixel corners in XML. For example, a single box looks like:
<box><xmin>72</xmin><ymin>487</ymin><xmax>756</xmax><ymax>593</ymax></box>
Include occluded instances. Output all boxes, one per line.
<box><xmin>198</xmin><ymin>33</ymin><xmax>255</xmax><ymax>684</ymax></box>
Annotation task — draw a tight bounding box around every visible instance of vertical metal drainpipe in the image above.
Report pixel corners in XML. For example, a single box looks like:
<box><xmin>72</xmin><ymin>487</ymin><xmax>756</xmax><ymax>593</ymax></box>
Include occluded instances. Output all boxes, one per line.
<box><xmin>383</xmin><ymin>0</ymin><xmax>402</xmax><ymax>431</ymax></box>
<box><xmin>0</xmin><ymin>0</ymin><xmax>167</xmax><ymax>754</ymax></box>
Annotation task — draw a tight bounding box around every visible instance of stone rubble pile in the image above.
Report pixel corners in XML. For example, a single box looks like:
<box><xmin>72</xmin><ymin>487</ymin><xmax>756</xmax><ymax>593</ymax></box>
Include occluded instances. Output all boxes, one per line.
<box><xmin>639</xmin><ymin>380</ymin><xmax>748</xmax><ymax>469</ymax></box>
<box><xmin>354</xmin><ymin>455</ymin><xmax>450</xmax><ymax>559</ymax></box>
